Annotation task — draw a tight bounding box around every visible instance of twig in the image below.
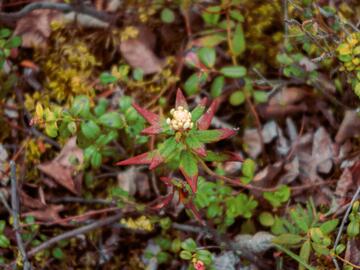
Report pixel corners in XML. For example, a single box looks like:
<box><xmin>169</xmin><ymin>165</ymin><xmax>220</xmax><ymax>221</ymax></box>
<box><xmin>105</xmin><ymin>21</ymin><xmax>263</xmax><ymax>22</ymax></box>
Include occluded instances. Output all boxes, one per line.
<box><xmin>10</xmin><ymin>161</ymin><xmax>31</xmax><ymax>270</ymax></box>
<box><xmin>332</xmin><ymin>186</ymin><xmax>360</xmax><ymax>270</ymax></box>
<box><xmin>0</xmin><ymin>2</ymin><xmax>115</xmax><ymax>25</ymax></box>
<box><xmin>27</xmin><ymin>212</ymin><xmax>122</xmax><ymax>258</ymax></box>
<box><xmin>48</xmin><ymin>196</ymin><xmax>114</xmax><ymax>206</ymax></box>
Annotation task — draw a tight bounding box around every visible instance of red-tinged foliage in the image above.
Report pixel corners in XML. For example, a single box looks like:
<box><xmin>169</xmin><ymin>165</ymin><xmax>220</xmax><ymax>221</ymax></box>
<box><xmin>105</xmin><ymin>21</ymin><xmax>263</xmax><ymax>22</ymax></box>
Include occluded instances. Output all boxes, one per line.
<box><xmin>216</xmin><ymin>128</ymin><xmax>237</xmax><ymax>140</ymax></box>
<box><xmin>149</xmin><ymin>154</ymin><xmax>164</xmax><ymax>170</ymax></box>
<box><xmin>180</xmin><ymin>167</ymin><xmax>198</xmax><ymax>193</ymax></box>
<box><xmin>141</xmin><ymin>124</ymin><xmax>162</xmax><ymax>135</ymax></box>
<box><xmin>116</xmin><ymin>152</ymin><xmax>153</xmax><ymax>166</ymax></box>
<box><xmin>198</xmin><ymin>98</ymin><xmax>220</xmax><ymax>130</ymax></box>
<box><xmin>132</xmin><ymin>102</ymin><xmax>159</xmax><ymax>125</ymax></box>
<box><xmin>151</xmin><ymin>193</ymin><xmax>175</xmax><ymax>209</ymax></box>
<box><xmin>175</xmin><ymin>88</ymin><xmax>188</xmax><ymax>109</ymax></box>
<box><xmin>193</xmin><ymin>145</ymin><xmax>207</xmax><ymax>157</ymax></box>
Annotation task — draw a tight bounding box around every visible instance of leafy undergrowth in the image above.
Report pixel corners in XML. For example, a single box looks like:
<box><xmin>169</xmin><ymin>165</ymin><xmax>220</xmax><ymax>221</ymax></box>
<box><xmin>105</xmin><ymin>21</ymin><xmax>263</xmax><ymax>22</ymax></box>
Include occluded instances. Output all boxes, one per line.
<box><xmin>0</xmin><ymin>0</ymin><xmax>360</xmax><ymax>269</ymax></box>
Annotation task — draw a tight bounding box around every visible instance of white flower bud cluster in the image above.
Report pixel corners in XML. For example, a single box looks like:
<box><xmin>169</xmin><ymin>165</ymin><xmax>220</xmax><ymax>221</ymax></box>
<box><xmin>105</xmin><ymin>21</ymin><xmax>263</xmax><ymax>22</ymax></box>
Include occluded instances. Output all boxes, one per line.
<box><xmin>166</xmin><ymin>106</ymin><xmax>194</xmax><ymax>131</ymax></box>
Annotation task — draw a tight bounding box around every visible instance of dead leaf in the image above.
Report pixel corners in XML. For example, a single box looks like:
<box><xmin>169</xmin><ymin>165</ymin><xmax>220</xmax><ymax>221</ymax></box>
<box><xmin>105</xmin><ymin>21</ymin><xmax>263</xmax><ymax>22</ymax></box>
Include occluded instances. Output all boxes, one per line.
<box><xmin>20</xmin><ymin>191</ymin><xmax>45</xmax><ymax>209</ymax></box>
<box><xmin>345</xmin><ymin>238</ymin><xmax>360</xmax><ymax>267</ymax></box>
<box><xmin>14</xmin><ymin>9</ymin><xmax>62</xmax><ymax>48</ymax></box>
<box><xmin>24</xmin><ymin>204</ymin><xmax>64</xmax><ymax>222</ymax></box>
<box><xmin>335</xmin><ymin>110</ymin><xmax>360</xmax><ymax>144</ymax></box>
<box><xmin>335</xmin><ymin>168</ymin><xmax>353</xmax><ymax>204</ymax></box>
<box><xmin>269</xmin><ymin>87</ymin><xmax>308</xmax><ymax>107</ymax></box>
<box><xmin>119</xmin><ymin>29</ymin><xmax>165</xmax><ymax>74</ymax></box>
<box><xmin>117</xmin><ymin>167</ymin><xmax>150</xmax><ymax>198</ymax></box>
<box><xmin>38</xmin><ymin>137</ymin><xmax>83</xmax><ymax>194</ymax></box>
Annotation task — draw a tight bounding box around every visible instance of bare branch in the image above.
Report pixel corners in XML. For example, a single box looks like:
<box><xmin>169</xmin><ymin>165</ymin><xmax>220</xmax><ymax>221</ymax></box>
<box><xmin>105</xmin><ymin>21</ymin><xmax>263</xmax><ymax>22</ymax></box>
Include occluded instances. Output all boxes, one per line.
<box><xmin>0</xmin><ymin>2</ymin><xmax>115</xmax><ymax>25</ymax></box>
<box><xmin>10</xmin><ymin>161</ymin><xmax>32</xmax><ymax>270</ymax></box>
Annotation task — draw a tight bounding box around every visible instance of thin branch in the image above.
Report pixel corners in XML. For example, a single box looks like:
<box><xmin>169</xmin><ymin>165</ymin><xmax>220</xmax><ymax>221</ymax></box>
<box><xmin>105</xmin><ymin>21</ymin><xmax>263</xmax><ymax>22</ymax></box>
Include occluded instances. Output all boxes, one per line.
<box><xmin>27</xmin><ymin>212</ymin><xmax>122</xmax><ymax>258</ymax></box>
<box><xmin>332</xmin><ymin>186</ymin><xmax>360</xmax><ymax>270</ymax></box>
<box><xmin>0</xmin><ymin>2</ymin><xmax>115</xmax><ymax>25</ymax></box>
<box><xmin>10</xmin><ymin>161</ymin><xmax>31</xmax><ymax>270</ymax></box>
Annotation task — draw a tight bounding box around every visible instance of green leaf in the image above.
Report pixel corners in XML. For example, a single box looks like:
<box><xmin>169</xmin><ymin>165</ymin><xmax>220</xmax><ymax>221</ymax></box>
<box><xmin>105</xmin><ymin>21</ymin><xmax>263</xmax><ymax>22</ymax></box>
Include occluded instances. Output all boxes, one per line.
<box><xmin>6</xmin><ymin>36</ymin><xmax>21</xmax><ymax>48</ymax></box>
<box><xmin>232</xmin><ymin>23</ymin><xmax>245</xmax><ymax>56</ymax></box>
<box><xmin>158</xmin><ymin>137</ymin><xmax>179</xmax><ymax>161</ymax></box>
<box><xmin>259</xmin><ymin>212</ymin><xmax>275</xmax><ymax>227</ymax></box>
<box><xmin>185</xmin><ymin>135</ymin><xmax>204</xmax><ymax>152</ymax></box>
<box><xmin>84</xmin><ymin>145</ymin><xmax>97</xmax><ymax>162</ymax></box>
<box><xmin>0</xmin><ymin>28</ymin><xmax>11</xmax><ymax>39</ymax></box>
<box><xmin>0</xmin><ymin>220</ymin><xmax>5</xmax><ymax>233</ymax></box>
<box><xmin>274</xmin><ymin>244</ymin><xmax>316</xmax><ymax>270</ymax></box>
<box><xmin>52</xmin><ymin>247</ymin><xmax>65</xmax><ymax>260</ymax></box>
<box><xmin>81</xmin><ymin>120</ymin><xmax>100</xmax><ymax>140</ymax></box>
<box><xmin>132</xmin><ymin>68</ymin><xmax>144</xmax><ymax>81</ymax></box>
<box><xmin>335</xmin><ymin>244</ymin><xmax>346</xmax><ymax>255</ymax></box>
<box><xmin>320</xmin><ymin>219</ymin><xmax>339</xmax><ymax>235</ymax></box>
<box><xmin>273</xmin><ymin>234</ymin><xmax>304</xmax><ymax>246</ymax></box>
<box><xmin>45</xmin><ymin>123</ymin><xmax>58</xmax><ymax>138</ymax></box>
<box><xmin>210</xmin><ymin>76</ymin><xmax>224</xmax><ymax>98</ymax></box>
<box><xmin>195</xmin><ymin>34</ymin><xmax>226</xmax><ymax>47</ymax></box>
<box><xmin>181</xmin><ymin>238</ymin><xmax>197</xmax><ymax>252</ymax></box>
<box><xmin>180</xmin><ymin>151</ymin><xmax>198</xmax><ymax>179</ymax></box>
<box><xmin>311</xmin><ymin>242</ymin><xmax>330</xmax><ymax>256</ymax></box>
<box><xmin>229</xmin><ymin>10</ymin><xmax>244</xmax><ymax>22</ymax></box>
<box><xmin>229</xmin><ymin>90</ymin><xmax>245</xmax><ymax>106</ymax></box>
<box><xmin>98</xmin><ymin>112</ymin><xmax>124</xmax><ymax>129</ymax></box>
<box><xmin>290</xmin><ymin>208</ymin><xmax>309</xmax><ymax>233</ymax></box>
<box><xmin>198</xmin><ymin>47</ymin><xmax>216</xmax><ymax>68</ymax></box>
<box><xmin>161</xmin><ymin>8</ymin><xmax>175</xmax><ymax>23</ymax></box>
<box><xmin>71</xmin><ymin>96</ymin><xmax>90</xmax><ymax>117</ymax></box>
<box><xmin>347</xmin><ymin>220</ymin><xmax>360</xmax><ymax>237</ymax></box>
<box><xmin>91</xmin><ymin>151</ymin><xmax>102</xmax><ymax>168</ymax></box>
<box><xmin>277</xmin><ymin>53</ymin><xmax>294</xmax><ymax>65</ymax></box>
<box><xmin>299</xmin><ymin>240</ymin><xmax>311</xmax><ymax>270</ymax></box>
<box><xmin>196</xmin><ymin>249</ymin><xmax>212</xmax><ymax>265</ymax></box>
<box><xmin>100</xmin><ymin>72</ymin><xmax>117</xmax><ymax>84</ymax></box>
<box><xmin>0</xmin><ymin>235</ymin><xmax>10</xmax><ymax>248</ymax></box>
<box><xmin>220</xmin><ymin>66</ymin><xmax>247</xmax><ymax>78</ymax></box>
<box><xmin>253</xmin><ymin>91</ymin><xmax>268</xmax><ymax>103</ymax></box>
<box><xmin>193</xmin><ymin>130</ymin><xmax>222</xmax><ymax>143</ymax></box>
<box><xmin>184</xmin><ymin>72</ymin><xmax>207</xmax><ymax>95</ymax></box>
<box><xmin>179</xmin><ymin>250</ymin><xmax>192</xmax><ymax>260</ymax></box>
<box><xmin>67</xmin><ymin>121</ymin><xmax>77</xmax><ymax>134</ymax></box>
<box><xmin>242</xmin><ymin>158</ymin><xmax>256</xmax><ymax>179</ymax></box>
<box><xmin>263</xmin><ymin>185</ymin><xmax>291</xmax><ymax>208</ymax></box>
<box><xmin>202</xmin><ymin>6</ymin><xmax>221</xmax><ymax>25</ymax></box>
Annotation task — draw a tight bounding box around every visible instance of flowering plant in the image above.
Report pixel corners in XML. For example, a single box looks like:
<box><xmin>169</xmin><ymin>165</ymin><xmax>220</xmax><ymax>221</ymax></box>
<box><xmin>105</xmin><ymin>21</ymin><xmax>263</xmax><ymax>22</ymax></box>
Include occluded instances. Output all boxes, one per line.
<box><xmin>117</xmin><ymin>89</ymin><xmax>239</xmax><ymax>193</ymax></box>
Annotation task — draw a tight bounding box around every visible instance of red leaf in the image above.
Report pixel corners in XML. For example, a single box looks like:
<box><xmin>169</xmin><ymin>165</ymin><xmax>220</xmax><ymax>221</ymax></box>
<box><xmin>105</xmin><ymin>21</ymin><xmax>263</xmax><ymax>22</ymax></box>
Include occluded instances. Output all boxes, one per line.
<box><xmin>149</xmin><ymin>153</ymin><xmax>164</xmax><ymax>170</ymax></box>
<box><xmin>132</xmin><ymin>102</ymin><xmax>159</xmax><ymax>125</ymax></box>
<box><xmin>198</xmin><ymin>98</ymin><xmax>220</xmax><ymax>130</ymax></box>
<box><xmin>180</xmin><ymin>167</ymin><xmax>198</xmax><ymax>193</ymax></box>
<box><xmin>216</xmin><ymin>128</ymin><xmax>237</xmax><ymax>140</ymax></box>
<box><xmin>141</xmin><ymin>124</ymin><xmax>162</xmax><ymax>135</ymax></box>
<box><xmin>223</xmin><ymin>151</ymin><xmax>244</xmax><ymax>162</ymax></box>
<box><xmin>116</xmin><ymin>152</ymin><xmax>153</xmax><ymax>166</ymax></box>
<box><xmin>160</xmin><ymin>176</ymin><xmax>172</xmax><ymax>186</ymax></box>
<box><xmin>186</xmin><ymin>202</ymin><xmax>204</xmax><ymax>225</ymax></box>
<box><xmin>193</xmin><ymin>145</ymin><xmax>207</xmax><ymax>157</ymax></box>
<box><xmin>151</xmin><ymin>193</ymin><xmax>174</xmax><ymax>209</ymax></box>
<box><xmin>175</xmin><ymin>88</ymin><xmax>188</xmax><ymax>109</ymax></box>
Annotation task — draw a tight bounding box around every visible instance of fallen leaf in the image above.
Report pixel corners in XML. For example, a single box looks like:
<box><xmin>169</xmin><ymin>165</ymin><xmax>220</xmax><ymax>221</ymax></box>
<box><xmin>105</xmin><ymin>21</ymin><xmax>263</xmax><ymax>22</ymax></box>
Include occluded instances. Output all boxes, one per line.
<box><xmin>24</xmin><ymin>204</ymin><xmax>64</xmax><ymax>222</ymax></box>
<box><xmin>268</xmin><ymin>87</ymin><xmax>308</xmax><ymax>107</ymax></box>
<box><xmin>38</xmin><ymin>137</ymin><xmax>83</xmax><ymax>194</ymax></box>
<box><xmin>119</xmin><ymin>29</ymin><xmax>165</xmax><ymax>74</ymax></box>
<box><xmin>14</xmin><ymin>9</ymin><xmax>62</xmax><ymax>48</ymax></box>
<box><xmin>335</xmin><ymin>110</ymin><xmax>360</xmax><ymax>144</ymax></box>
<box><xmin>335</xmin><ymin>168</ymin><xmax>353</xmax><ymax>205</ymax></box>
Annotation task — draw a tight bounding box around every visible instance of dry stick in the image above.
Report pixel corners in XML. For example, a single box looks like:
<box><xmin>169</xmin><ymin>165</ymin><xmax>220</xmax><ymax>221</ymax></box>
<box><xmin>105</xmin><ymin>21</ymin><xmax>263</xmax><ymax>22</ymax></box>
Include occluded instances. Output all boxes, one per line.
<box><xmin>0</xmin><ymin>2</ymin><xmax>114</xmax><ymax>24</ymax></box>
<box><xmin>10</xmin><ymin>161</ymin><xmax>32</xmax><ymax>270</ymax></box>
<box><xmin>332</xmin><ymin>186</ymin><xmax>360</xmax><ymax>270</ymax></box>
<box><xmin>27</xmin><ymin>212</ymin><xmax>122</xmax><ymax>258</ymax></box>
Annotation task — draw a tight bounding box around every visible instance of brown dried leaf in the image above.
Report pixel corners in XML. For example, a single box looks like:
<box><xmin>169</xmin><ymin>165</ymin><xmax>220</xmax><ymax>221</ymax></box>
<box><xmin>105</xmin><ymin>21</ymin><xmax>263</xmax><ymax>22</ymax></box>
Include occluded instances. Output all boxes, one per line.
<box><xmin>38</xmin><ymin>137</ymin><xmax>83</xmax><ymax>194</ymax></box>
<box><xmin>119</xmin><ymin>31</ymin><xmax>164</xmax><ymax>74</ymax></box>
<box><xmin>335</xmin><ymin>168</ymin><xmax>353</xmax><ymax>204</ymax></box>
<box><xmin>335</xmin><ymin>110</ymin><xmax>360</xmax><ymax>144</ymax></box>
<box><xmin>14</xmin><ymin>9</ymin><xmax>63</xmax><ymax>48</ymax></box>
<box><xmin>269</xmin><ymin>87</ymin><xmax>308</xmax><ymax>106</ymax></box>
<box><xmin>20</xmin><ymin>191</ymin><xmax>45</xmax><ymax>209</ymax></box>
<box><xmin>24</xmin><ymin>204</ymin><xmax>64</xmax><ymax>222</ymax></box>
